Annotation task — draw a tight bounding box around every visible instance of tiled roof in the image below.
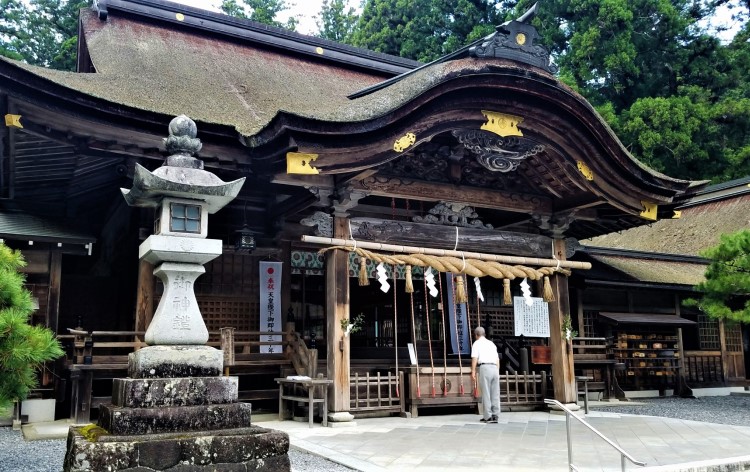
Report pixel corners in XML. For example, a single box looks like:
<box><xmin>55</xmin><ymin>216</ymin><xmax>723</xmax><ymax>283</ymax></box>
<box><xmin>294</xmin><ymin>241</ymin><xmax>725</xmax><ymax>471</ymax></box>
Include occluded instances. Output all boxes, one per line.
<box><xmin>0</xmin><ymin>212</ymin><xmax>96</xmax><ymax>244</ymax></box>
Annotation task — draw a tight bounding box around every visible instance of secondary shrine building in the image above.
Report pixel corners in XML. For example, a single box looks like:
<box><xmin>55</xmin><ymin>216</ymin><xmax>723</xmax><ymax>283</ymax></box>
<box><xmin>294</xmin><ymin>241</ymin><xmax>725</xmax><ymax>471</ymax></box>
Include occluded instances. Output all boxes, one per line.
<box><xmin>1</xmin><ymin>0</ymin><xmax>747</xmax><ymax>421</ymax></box>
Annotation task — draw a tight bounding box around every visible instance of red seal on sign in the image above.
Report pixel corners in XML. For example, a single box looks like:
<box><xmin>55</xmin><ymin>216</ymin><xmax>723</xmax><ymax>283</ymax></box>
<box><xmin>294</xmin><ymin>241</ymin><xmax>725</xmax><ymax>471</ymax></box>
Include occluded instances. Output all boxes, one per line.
<box><xmin>267</xmin><ymin>267</ymin><xmax>274</xmax><ymax>274</ymax></box>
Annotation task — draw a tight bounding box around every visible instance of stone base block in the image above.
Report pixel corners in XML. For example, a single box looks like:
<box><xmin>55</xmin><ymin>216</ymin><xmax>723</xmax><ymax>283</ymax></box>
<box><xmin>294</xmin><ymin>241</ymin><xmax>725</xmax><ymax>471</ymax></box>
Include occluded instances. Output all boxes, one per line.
<box><xmin>63</xmin><ymin>425</ymin><xmax>290</xmax><ymax>472</ymax></box>
<box><xmin>113</xmin><ymin>377</ymin><xmax>238</xmax><ymax>408</ymax></box>
<box><xmin>128</xmin><ymin>345</ymin><xmax>223</xmax><ymax>378</ymax></box>
<box><xmin>99</xmin><ymin>402</ymin><xmax>251</xmax><ymax>435</ymax></box>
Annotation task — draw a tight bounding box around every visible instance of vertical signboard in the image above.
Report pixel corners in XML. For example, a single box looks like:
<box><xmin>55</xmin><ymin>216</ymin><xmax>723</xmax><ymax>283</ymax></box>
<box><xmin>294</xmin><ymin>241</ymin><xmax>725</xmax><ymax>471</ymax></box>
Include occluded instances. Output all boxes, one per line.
<box><xmin>446</xmin><ymin>274</ymin><xmax>471</xmax><ymax>354</ymax></box>
<box><xmin>259</xmin><ymin>261</ymin><xmax>283</xmax><ymax>353</ymax></box>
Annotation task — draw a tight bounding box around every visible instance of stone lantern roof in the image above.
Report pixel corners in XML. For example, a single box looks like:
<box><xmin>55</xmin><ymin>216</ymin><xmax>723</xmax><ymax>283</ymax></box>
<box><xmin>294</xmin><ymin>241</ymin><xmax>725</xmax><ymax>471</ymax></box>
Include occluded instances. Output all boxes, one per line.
<box><xmin>121</xmin><ymin>115</ymin><xmax>245</xmax><ymax>213</ymax></box>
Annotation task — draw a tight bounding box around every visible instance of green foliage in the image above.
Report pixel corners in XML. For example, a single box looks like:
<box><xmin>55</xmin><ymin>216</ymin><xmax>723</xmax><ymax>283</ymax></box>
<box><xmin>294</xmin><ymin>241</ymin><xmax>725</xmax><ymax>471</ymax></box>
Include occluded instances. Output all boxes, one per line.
<box><xmin>220</xmin><ymin>0</ymin><xmax>297</xmax><ymax>30</ymax></box>
<box><xmin>0</xmin><ymin>0</ymin><xmax>89</xmax><ymax>70</ymax></box>
<box><xmin>686</xmin><ymin>230</ymin><xmax>750</xmax><ymax>323</ymax></box>
<box><xmin>317</xmin><ymin>0</ymin><xmax>359</xmax><ymax>42</ymax></box>
<box><xmin>0</xmin><ymin>244</ymin><xmax>63</xmax><ymax>410</ymax></box>
<box><xmin>350</xmin><ymin>0</ymin><xmax>501</xmax><ymax>62</ymax></box>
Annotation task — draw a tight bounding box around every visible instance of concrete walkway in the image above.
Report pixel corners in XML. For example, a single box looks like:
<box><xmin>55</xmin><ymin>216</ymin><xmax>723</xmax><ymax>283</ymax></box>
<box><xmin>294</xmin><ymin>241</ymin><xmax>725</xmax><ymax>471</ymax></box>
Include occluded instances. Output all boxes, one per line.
<box><xmin>261</xmin><ymin>410</ymin><xmax>750</xmax><ymax>472</ymax></box>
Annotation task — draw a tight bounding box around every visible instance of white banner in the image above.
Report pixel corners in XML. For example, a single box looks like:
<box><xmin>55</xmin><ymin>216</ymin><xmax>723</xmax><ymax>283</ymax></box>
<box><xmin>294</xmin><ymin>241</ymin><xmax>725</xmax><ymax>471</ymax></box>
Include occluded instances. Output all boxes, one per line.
<box><xmin>446</xmin><ymin>274</ymin><xmax>471</xmax><ymax>355</ymax></box>
<box><xmin>513</xmin><ymin>296</ymin><xmax>550</xmax><ymax>337</ymax></box>
<box><xmin>259</xmin><ymin>261</ymin><xmax>283</xmax><ymax>353</ymax></box>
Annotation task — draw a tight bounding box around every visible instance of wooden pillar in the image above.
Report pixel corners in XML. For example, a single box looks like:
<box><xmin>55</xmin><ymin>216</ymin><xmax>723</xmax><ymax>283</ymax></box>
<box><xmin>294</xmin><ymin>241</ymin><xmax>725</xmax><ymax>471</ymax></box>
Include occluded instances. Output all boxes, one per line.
<box><xmin>719</xmin><ymin>319</ymin><xmax>729</xmax><ymax>381</ymax></box>
<box><xmin>46</xmin><ymin>251</ymin><xmax>62</xmax><ymax>335</ymax></box>
<box><xmin>280</xmin><ymin>240</ymin><xmax>292</xmax><ymax>325</ymax></box>
<box><xmin>134</xmin><ymin>259</ymin><xmax>155</xmax><ymax>346</ymax></box>
<box><xmin>548</xmin><ymin>238</ymin><xmax>577</xmax><ymax>404</ymax></box>
<box><xmin>326</xmin><ymin>216</ymin><xmax>350</xmax><ymax>412</ymax></box>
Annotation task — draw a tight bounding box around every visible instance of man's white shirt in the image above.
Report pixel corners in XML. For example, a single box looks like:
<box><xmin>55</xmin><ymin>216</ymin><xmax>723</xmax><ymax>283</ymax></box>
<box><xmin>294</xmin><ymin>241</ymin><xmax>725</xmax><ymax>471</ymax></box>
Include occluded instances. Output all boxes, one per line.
<box><xmin>471</xmin><ymin>336</ymin><xmax>499</xmax><ymax>365</ymax></box>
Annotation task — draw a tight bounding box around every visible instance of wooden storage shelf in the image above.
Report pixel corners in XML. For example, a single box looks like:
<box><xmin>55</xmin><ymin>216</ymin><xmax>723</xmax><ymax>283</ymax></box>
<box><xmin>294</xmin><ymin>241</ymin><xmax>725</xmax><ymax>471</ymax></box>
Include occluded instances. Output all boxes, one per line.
<box><xmin>614</xmin><ymin>331</ymin><xmax>682</xmax><ymax>390</ymax></box>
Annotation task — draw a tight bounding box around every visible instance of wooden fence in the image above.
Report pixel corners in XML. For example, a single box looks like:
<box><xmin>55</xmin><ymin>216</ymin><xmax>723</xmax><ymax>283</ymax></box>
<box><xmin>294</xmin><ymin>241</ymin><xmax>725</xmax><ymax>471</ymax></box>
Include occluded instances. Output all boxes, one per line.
<box><xmin>684</xmin><ymin>351</ymin><xmax>724</xmax><ymax>384</ymax></box>
<box><xmin>500</xmin><ymin>371</ymin><xmax>548</xmax><ymax>404</ymax></box>
<box><xmin>349</xmin><ymin>371</ymin><xmax>403</xmax><ymax>414</ymax></box>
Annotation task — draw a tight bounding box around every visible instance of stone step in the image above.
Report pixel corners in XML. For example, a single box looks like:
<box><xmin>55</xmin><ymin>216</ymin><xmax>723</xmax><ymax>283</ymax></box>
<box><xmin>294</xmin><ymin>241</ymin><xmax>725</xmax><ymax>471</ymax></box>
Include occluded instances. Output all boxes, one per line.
<box><xmin>64</xmin><ymin>425</ymin><xmax>289</xmax><ymax>472</ymax></box>
<box><xmin>99</xmin><ymin>402</ymin><xmax>252</xmax><ymax>435</ymax></box>
<box><xmin>112</xmin><ymin>376</ymin><xmax>238</xmax><ymax>408</ymax></box>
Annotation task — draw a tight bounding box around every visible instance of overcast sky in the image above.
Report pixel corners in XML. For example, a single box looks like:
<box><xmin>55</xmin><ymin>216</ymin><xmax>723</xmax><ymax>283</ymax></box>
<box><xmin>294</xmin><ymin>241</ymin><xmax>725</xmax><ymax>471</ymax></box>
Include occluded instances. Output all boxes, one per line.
<box><xmin>174</xmin><ymin>0</ymin><xmax>741</xmax><ymax>41</ymax></box>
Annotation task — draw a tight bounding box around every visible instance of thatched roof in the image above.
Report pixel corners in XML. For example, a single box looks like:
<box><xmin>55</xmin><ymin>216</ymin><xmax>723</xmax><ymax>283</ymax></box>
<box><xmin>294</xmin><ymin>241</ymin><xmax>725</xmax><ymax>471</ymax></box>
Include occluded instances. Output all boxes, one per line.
<box><xmin>587</xmin><ymin>254</ymin><xmax>706</xmax><ymax>286</ymax></box>
<box><xmin>587</xmin><ymin>188</ymin><xmax>750</xmax><ymax>256</ymax></box>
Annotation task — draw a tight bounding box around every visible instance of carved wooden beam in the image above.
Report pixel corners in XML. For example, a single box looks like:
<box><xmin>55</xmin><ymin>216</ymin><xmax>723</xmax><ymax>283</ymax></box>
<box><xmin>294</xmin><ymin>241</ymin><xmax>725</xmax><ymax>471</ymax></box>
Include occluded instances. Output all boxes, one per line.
<box><xmin>349</xmin><ymin>175</ymin><xmax>552</xmax><ymax>214</ymax></box>
<box><xmin>350</xmin><ymin>217</ymin><xmax>579</xmax><ymax>258</ymax></box>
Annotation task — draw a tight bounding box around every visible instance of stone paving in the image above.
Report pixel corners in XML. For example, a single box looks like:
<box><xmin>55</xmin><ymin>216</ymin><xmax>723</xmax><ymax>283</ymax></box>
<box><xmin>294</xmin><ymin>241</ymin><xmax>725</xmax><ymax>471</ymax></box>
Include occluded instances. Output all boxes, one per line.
<box><xmin>262</xmin><ymin>410</ymin><xmax>750</xmax><ymax>471</ymax></box>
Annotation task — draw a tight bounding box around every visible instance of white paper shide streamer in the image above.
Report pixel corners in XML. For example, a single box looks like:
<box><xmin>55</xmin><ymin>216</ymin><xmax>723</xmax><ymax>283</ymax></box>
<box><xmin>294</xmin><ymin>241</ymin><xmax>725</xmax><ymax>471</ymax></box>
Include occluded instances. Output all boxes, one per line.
<box><xmin>473</xmin><ymin>276</ymin><xmax>485</xmax><ymax>302</ymax></box>
<box><xmin>520</xmin><ymin>277</ymin><xmax>533</xmax><ymax>306</ymax></box>
<box><xmin>424</xmin><ymin>267</ymin><xmax>439</xmax><ymax>298</ymax></box>
<box><xmin>376</xmin><ymin>262</ymin><xmax>390</xmax><ymax>293</ymax></box>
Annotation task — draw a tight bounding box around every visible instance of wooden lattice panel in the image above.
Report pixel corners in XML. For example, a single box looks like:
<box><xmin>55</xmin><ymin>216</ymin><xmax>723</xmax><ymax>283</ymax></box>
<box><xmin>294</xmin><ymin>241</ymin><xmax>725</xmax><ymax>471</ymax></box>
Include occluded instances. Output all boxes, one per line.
<box><xmin>583</xmin><ymin>310</ymin><xmax>597</xmax><ymax>338</ymax></box>
<box><xmin>483</xmin><ymin>306</ymin><xmax>514</xmax><ymax>337</ymax></box>
<box><xmin>198</xmin><ymin>297</ymin><xmax>258</xmax><ymax>332</ymax></box>
<box><xmin>725</xmin><ymin>323</ymin><xmax>743</xmax><ymax>352</ymax></box>
<box><xmin>698</xmin><ymin>314</ymin><xmax>720</xmax><ymax>350</ymax></box>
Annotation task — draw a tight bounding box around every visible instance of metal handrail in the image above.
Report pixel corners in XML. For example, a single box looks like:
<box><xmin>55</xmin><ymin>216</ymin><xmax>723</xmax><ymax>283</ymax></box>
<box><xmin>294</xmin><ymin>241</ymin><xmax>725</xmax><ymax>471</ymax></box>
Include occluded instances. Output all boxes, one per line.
<box><xmin>545</xmin><ymin>398</ymin><xmax>646</xmax><ymax>471</ymax></box>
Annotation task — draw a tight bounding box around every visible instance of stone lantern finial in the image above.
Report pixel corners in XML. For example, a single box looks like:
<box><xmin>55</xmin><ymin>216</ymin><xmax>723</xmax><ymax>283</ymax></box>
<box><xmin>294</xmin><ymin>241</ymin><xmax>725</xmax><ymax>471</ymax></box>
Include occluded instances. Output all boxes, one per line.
<box><xmin>164</xmin><ymin>114</ymin><xmax>204</xmax><ymax>168</ymax></box>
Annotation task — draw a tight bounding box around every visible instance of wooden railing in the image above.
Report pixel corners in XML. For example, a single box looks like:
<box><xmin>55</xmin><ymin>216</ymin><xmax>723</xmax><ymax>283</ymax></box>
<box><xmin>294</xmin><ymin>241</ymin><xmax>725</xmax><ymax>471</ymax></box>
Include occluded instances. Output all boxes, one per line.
<box><xmin>684</xmin><ymin>351</ymin><xmax>724</xmax><ymax>384</ymax></box>
<box><xmin>349</xmin><ymin>371</ymin><xmax>403</xmax><ymax>414</ymax></box>
<box><xmin>58</xmin><ymin>325</ymin><xmax>305</xmax><ymax>423</ymax></box>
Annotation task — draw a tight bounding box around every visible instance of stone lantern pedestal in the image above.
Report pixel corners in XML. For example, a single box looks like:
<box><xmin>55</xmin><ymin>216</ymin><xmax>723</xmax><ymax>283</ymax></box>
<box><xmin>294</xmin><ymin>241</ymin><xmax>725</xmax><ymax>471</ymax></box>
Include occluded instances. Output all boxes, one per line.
<box><xmin>63</xmin><ymin>116</ymin><xmax>290</xmax><ymax>472</ymax></box>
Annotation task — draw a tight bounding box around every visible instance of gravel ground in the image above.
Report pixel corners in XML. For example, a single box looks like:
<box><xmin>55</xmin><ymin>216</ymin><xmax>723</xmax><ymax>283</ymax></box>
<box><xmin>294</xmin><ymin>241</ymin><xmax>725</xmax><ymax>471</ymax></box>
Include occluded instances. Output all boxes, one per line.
<box><xmin>592</xmin><ymin>394</ymin><xmax>750</xmax><ymax>426</ymax></box>
<box><xmin>0</xmin><ymin>427</ymin><xmax>353</xmax><ymax>472</ymax></box>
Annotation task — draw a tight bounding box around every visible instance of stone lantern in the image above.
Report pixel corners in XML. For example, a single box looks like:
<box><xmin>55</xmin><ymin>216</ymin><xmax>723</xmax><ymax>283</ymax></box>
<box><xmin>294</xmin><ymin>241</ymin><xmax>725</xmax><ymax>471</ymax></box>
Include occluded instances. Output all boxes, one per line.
<box><xmin>63</xmin><ymin>116</ymin><xmax>291</xmax><ymax>472</ymax></box>
<box><xmin>122</xmin><ymin>114</ymin><xmax>244</xmax><ymax>347</ymax></box>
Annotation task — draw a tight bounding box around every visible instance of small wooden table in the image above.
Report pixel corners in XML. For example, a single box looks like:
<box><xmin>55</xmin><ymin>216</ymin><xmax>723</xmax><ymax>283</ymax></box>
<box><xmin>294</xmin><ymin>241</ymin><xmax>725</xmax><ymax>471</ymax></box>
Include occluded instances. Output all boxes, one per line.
<box><xmin>275</xmin><ymin>377</ymin><xmax>333</xmax><ymax>428</ymax></box>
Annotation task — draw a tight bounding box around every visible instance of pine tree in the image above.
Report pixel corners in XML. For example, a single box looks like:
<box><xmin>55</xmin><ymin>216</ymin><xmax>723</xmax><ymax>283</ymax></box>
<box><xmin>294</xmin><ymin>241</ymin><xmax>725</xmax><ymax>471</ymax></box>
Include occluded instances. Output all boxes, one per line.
<box><xmin>0</xmin><ymin>244</ymin><xmax>63</xmax><ymax>410</ymax></box>
<box><xmin>685</xmin><ymin>230</ymin><xmax>750</xmax><ymax>322</ymax></box>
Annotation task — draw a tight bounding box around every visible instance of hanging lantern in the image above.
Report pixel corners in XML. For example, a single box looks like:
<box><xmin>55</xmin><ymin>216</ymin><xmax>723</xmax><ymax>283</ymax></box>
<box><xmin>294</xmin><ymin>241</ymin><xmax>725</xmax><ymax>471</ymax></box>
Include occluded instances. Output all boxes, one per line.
<box><xmin>234</xmin><ymin>224</ymin><xmax>256</xmax><ymax>253</ymax></box>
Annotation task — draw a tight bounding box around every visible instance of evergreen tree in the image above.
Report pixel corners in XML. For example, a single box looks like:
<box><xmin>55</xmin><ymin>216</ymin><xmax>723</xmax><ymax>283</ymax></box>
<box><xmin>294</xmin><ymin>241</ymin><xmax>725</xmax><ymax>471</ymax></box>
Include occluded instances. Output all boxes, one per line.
<box><xmin>316</xmin><ymin>0</ymin><xmax>359</xmax><ymax>42</ymax></box>
<box><xmin>0</xmin><ymin>244</ymin><xmax>63</xmax><ymax>410</ymax></box>
<box><xmin>0</xmin><ymin>0</ymin><xmax>89</xmax><ymax>70</ymax></box>
<box><xmin>220</xmin><ymin>0</ymin><xmax>297</xmax><ymax>30</ymax></box>
<box><xmin>350</xmin><ymin>0</ymin><xmax>501</xmax><ymax>62</ymax></box>
<box><xmin>685</xmin><ymin>230</ymin><xmax>750</xmax><ymax>323</ymax></box>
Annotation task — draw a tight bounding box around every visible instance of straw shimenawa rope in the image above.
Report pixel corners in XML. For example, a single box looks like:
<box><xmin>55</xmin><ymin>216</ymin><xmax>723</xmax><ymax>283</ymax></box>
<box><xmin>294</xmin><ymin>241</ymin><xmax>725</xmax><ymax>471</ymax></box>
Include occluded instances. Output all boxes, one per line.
<box><xmin>319</xmin><ymin>246</ymin><xmax>571</xmax><ymax>302</ymax></box>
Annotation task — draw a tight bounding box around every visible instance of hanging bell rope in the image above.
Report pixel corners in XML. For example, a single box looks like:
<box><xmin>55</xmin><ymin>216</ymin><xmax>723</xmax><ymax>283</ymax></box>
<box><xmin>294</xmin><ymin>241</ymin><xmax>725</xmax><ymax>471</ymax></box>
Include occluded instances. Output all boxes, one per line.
<box><xmin>423</xmin><ymin>274</ymin><xmax>437</xmax><ymax>397</ymax></box>
<box><xmin>437</xmin><ymin>271</ymin><xmax>448</xmax><ymax>396</ymax></box>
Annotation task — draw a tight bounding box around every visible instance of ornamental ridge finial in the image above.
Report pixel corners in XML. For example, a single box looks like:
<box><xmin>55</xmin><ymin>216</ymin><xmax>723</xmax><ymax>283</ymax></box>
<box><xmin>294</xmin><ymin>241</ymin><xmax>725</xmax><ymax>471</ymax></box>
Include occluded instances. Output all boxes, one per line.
<box><xmin>163</xmin><ymin>115</ymin><xmax>204</xmax><ymax>169</ymax></box>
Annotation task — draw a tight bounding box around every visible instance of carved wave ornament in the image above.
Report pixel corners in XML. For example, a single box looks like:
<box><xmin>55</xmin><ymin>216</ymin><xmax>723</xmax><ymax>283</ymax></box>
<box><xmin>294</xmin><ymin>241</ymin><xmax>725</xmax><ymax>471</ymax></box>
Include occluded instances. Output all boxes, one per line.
<box><xmin>452</xmin><ymin>129</ymin><xmax>545</xmax><ymax>173</ymax></box>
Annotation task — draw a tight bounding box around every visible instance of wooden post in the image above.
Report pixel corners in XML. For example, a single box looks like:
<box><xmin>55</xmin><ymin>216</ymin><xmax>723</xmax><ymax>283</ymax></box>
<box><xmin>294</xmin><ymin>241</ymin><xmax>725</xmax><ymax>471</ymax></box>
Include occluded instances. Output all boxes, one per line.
<box><xmin>44</xmin><ymin>251</ymin><xmax>62</xmax><ymax>387</ymax></box>
<box><xmin>719</xmin><ymin>319</ymin><xmax>729</xmax><ymax>381</ymax></box>
<box><xmin>548</xmin><ymin>239</ymin><xmax>577</xmax><ymax>404</ymax></box>
<box><xmin>281</xmin><ymin>240</ymin><xmax>292</xmax><ymax>325</ymax></box>
<box><xmin>220</xmin><ymin>327</ymin><xmax>235</xmax><ymax>376</ymax></box>
<box><xmin>46</xmin><ymin>251</ymin><xmax>62</xmax><ymax>335</ymax></box>
<box><xmin>134</xmin><ymin>259</ymin><xmax>155</xmax><ymax>347</ymax></box>
<box><xmin>326</xmin><ymin>216</ymin><xmax>350</xmax><ymax>412</ymax></box>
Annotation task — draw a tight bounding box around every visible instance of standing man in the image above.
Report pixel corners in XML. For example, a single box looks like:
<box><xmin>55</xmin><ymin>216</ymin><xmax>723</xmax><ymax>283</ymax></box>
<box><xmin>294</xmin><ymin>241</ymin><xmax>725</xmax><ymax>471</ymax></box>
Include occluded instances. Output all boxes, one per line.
<box><xmin>471</xmin><ymin>326</ymin><xmax>500</xmax><ymax>423</ymax></box>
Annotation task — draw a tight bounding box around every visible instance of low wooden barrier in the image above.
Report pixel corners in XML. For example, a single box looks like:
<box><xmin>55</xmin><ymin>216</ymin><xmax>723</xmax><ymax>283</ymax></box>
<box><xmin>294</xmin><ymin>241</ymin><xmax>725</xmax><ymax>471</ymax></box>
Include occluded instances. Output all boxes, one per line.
<box><xmin>685</xmin><ymin>351</ymin><xmax>724</xmax><ymax>384</ymax></box>
<box><xmin>349</xmin><ymin>371</ymin><xmax>403</xmax><ymax>415</ymax></box>
<box><xmin>59</xmin><ymin>326</ymin><xmax>303</xmax><ymax>423</ymax></box>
